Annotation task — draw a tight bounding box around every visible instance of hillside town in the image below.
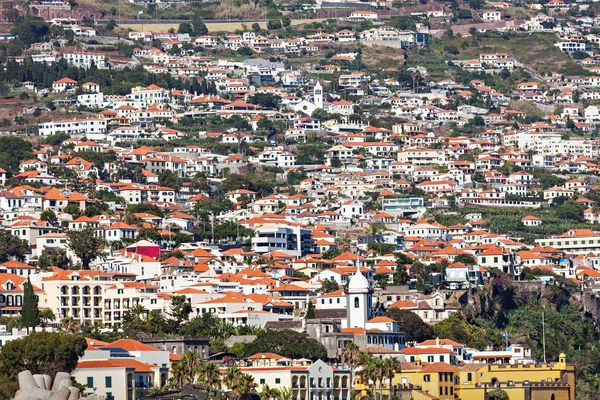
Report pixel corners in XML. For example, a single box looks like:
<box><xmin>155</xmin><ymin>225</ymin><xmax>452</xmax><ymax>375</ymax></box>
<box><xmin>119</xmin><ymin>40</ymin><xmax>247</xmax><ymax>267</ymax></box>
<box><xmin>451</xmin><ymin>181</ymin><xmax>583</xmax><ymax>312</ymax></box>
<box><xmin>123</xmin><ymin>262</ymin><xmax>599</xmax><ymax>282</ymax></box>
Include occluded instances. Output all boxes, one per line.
<box><xmin>2</xmin><ymin>0</ymin><xmax>600</xmax><ymax>398</ymax></box>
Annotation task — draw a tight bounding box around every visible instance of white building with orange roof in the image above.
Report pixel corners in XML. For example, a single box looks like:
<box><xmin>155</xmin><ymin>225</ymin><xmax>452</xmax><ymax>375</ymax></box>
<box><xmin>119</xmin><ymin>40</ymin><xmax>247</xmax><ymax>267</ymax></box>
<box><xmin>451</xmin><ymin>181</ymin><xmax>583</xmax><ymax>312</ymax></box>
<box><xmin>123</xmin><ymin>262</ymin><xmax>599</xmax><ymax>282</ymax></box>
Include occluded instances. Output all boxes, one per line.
<box><xmin>521</xmin><ymin>215</ymin><xmax>542</xmax><ymax>226</ymax></box>
<box><xmin>35</xmin><ymin>268</ymin><xmax>123</xmax><ymax>326</ymax></box>
<box><xmin>74</xmin><ymin>339</ymin><xmax>170</xmax><ymax>400</ymax></box>
<box><xmin>535</xmin><ymin>229</ymin><xmax>600</xmax><ymax>255</ymax></box>
<box><xmin>0</xmin><ymin>272</ymin><xmax>43</xmax><ymax>316</ymax></box>
<box><xmin>52</xmin><ymin>77</ymin><xmax>77</xmax><ymax>92</ymax></box>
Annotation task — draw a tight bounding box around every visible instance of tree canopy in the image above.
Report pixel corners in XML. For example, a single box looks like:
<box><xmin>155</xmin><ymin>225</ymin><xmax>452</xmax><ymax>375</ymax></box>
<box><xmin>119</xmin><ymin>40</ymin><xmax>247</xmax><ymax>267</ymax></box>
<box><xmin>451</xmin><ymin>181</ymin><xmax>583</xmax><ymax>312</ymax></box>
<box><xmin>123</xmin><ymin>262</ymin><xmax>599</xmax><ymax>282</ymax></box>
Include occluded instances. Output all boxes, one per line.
<box><xmin>66</xmin><ymin>227</ymin><xmax>106</xmax><ymax>269</ymax></box>
<box><xmin>240</xmin><ymin>329</ymin><xmax>328</xmax><ymax>361</ymax></box>
<box><xmin>0</xmin><ymin>230</ymin><xmax>28</xmax><ymax>262</ymax></box>
<box><xmin>0</xmin><ymin>332</ymin><xmax>86</xmax><ymax>398</ymax></box>
<box><xmin>385</xmin><ymin>309</ymin><xmax>434</xmax><ymax>343</ymax></box>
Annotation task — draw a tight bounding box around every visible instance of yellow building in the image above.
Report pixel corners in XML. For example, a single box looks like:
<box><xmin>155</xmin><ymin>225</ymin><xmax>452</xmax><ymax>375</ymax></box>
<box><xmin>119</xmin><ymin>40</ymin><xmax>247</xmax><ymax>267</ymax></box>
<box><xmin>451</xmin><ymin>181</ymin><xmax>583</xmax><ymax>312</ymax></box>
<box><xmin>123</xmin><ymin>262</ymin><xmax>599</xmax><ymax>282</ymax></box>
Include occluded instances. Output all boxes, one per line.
<box><xmin>456</xmin><ymin>353</ymin><xmax>575</xmax><ymax>400</ymax></box>
<box><xmin>356</xmin><ymin>354</ymin><xmax>575</xmax><ymax>400</ymax></box>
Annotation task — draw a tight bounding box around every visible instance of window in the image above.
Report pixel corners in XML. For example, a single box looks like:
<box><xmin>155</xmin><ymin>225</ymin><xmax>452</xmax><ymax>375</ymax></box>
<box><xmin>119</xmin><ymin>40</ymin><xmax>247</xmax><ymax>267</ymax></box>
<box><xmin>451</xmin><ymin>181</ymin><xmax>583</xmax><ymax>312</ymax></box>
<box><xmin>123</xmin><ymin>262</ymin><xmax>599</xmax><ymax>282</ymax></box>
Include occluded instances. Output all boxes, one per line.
<box><xmin>260</xmin><ymin>379</ymin><xmax>265</xmax><ymax>384</ymax></box>
<box><xmin>87</xmin><ymin>377</ymin><xmax>94</xmax><ymax>389</ymax></box>
<box><xmin>117</xmin><ymin>289</ymin><xmax>124</xmax><ymax>294</ymax></box>
<box><xmin>105</xmin><ymin>377</ymin><xmax>112</xmax><ymax>388</ymax></box>
<box><xmin>424</xmin><ymin>375</ymin><xmax>430</xmax><ymax>382</ymax></box>
<box><xmin>354</xmin><ymin>297</ymin><xmax>360</xmax><ymax>308</ymax></box>
<box><xmin>275</xmin><ymin>378</ymin><xmax>281</xmax><ymax>384</ymax></box>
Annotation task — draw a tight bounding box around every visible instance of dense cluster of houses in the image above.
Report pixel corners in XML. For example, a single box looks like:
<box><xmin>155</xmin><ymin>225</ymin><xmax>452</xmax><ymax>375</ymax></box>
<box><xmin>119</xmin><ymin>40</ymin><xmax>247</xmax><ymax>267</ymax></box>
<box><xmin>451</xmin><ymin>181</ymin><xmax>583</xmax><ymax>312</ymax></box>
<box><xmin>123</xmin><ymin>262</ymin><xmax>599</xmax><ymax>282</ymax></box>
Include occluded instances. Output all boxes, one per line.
<box><xmin>2</xmin><ymin>2</ymin><xmax>599</xmax><ymax>399</ymax></box>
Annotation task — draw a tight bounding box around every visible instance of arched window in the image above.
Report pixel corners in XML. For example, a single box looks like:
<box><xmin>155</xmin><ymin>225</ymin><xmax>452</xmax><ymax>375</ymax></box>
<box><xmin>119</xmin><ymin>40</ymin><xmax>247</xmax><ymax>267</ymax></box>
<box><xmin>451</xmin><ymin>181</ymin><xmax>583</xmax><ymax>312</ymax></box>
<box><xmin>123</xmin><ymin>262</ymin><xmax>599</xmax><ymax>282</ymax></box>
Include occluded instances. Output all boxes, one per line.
<box><xmin>354</xmin><ymin>297</ymin><xmax>359</xmax><ymax>308</ymax></box>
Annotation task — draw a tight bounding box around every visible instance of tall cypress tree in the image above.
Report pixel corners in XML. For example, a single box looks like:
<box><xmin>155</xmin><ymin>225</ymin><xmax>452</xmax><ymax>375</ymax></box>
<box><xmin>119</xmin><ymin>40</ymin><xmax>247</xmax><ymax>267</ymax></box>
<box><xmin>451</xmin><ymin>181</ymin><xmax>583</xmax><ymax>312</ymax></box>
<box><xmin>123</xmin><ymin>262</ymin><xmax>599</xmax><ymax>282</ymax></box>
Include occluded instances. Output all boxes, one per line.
<box><xmin>22</xmin><ymin>277</ymin><xmax>39</xmax><ymax>333</ymax></box>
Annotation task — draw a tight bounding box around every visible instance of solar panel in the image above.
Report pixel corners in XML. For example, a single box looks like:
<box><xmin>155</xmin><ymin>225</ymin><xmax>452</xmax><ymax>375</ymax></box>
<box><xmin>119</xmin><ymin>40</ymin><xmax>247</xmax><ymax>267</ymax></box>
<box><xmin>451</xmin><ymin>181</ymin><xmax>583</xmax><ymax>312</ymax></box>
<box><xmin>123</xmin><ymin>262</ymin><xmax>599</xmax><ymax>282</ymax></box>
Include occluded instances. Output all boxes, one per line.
<box><xmin>100</xmin><ymin>347</ymin><xmax>131</xmax><ymax>357</ymax></box>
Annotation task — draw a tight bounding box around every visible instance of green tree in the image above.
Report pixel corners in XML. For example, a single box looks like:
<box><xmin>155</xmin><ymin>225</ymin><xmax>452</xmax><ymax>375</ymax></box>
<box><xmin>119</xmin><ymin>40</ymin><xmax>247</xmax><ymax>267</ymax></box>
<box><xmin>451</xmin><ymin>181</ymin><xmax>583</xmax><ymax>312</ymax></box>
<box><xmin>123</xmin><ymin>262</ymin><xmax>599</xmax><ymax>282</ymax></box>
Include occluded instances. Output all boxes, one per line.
<box><xmin>0</xmin><ymin>332</ymin><xmax>86</xmax><ymax>398</ymax></box>
<box><xmin>192</xmin><ymin>15</ymin><xmax>208</xmax><ymax>36</ymax></box>
<box><xmin>40</xmin><ymin>209</ymin><xmax>57</xmax><ymax>224</ymax></box>
<box><xmin>305</xmin><ymin>300</ymin><xmax>316</xmax><ymax>319</ymax></box>
<box><xmin>126</xmin><ymin>203</ymin><xmax>166</xmax><ymax>218</ymax></box>
<box><xmin>393</xmin><ymin>261</ymin><xmax>410</xmax><ymax>285</ymax></box>
<box><xmin>170</xmin><ymin>350</ymin><xmax>201</xmax><ymax>388</ymax></box>
<box><xmin>487</xmin><ymin>388</ymin><xmax>508</xmax><ymax>400</ymax></box>
<box><xmin>249</xmin><ymin>93</ymin><xmax>282</xmax><ymax>109</ymax></box>
<box><xmin>21</xmin><ymin>277</ymin><xmax>39</xmax><ymax>332</ymax></box>
<box><xmin>0</xmin><ymin>230</ymin><xmax>28</xmax><ymax>262</ymax></box>
<box><xmin>223</xmin><ymin>365</ymin><xmax>244</xmax><ymax>394</ymax></box>
<box><xmin>444</xmin><ymin>44</ymin><xmax>459</xmax><ymax>55</ymax></box>
<box><xmin>178</xmin><ymin>22</ymin><xmax>194</xmax><ymax>35</ymax></box>
<box><xmin>237</xmin><ymin>46</ymin><xmax>253</xmax><ymax>56</ymax></box>
<box><xmin>242</xmin><ymin>329</ymin><xmax>327</xmax><ymax>360</ymax></box>
<box><xmin>385</xmin><ymin>309</ymin><xmax>434</xmax><ymax>342</ymax></box>
<box><xmin>556</xmin><ymin>199</ymin><xmax>585</xmax><ymax>222</ymax></box>
<box><xmin>197</xmin><ymin>363</ymin><xmax>221</xmax><ymax>389</ymax></box>
<box><xmin>158</xmin><ymin>170</ymin><xmax>181</xmax><ymax>190</ymax></box>
<box><xmin>10</xmin><ymin>16</ymin><xmax>50</xmax><ymax>46</ymax></box>
<box><xmin>0</xmin><ymin>136</ymin><xmax>34</xmax><ymax>176</ymax></box>
<box><xmin>39</xmin><ymin>308</ymin><xmax>56</xmax><ymax>328</ymax></box>
<box><xmin>433</xmin><ymin>313</ymin><xmax>501</xmax><ymax>349</ymax></box>
<box><xmin>66</xmin><ymin>226</ymin><xmax>105</xmax><ymax>269</ymax></box>
<box><xmin>267</xmin><ymin>19</ymin><xmax>282</xmax><ymax>30</ymax></box>
<box><xmin>454</xmin><ymin>254</ymin><xmax>476</xmax><ymax>265</ymax></box>
<box><xmin>168</xmin><ymin>295</ymin><xmax>193</xmax><ymax>333</ymax></box>
<box><xmin>63</xmin><ymin>203</ymin><xmax>82</xmax><ymax>219</ymax></box>
<box><xmin>59</xmin><ymin>316</ymin><xmax>81</xmax><ymax>335</ymax></box>
<box><xmin>318</xmin><ymin>279</ymin><xmax>339</xmax><ymax>294</ymax></box>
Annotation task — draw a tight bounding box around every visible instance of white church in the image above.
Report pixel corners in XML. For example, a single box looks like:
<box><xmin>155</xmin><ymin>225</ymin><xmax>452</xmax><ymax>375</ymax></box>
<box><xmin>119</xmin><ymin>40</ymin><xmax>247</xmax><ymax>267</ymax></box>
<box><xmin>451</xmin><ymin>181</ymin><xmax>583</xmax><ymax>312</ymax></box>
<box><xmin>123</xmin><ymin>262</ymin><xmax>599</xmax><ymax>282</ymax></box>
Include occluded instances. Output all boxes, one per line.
<box><xmin>306</xmin><ymin>267</ymin><xmax>407</xmax><ymax>359</ymax></box>
<box><xmin>293</xmin><ymin>81</ymin><xmax>324</xmax><ymax>116</ymax></box>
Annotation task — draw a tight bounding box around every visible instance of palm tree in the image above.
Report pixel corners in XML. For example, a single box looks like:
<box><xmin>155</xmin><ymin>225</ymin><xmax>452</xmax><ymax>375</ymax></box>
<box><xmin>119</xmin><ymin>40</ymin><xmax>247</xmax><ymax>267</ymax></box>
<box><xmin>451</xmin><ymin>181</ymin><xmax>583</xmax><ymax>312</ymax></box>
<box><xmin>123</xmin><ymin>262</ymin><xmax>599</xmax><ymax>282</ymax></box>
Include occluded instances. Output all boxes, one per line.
<box><xmin>223</xmin><ymin>365</ymin><xmax>243</xmax><ymax>393</ymax></box>
<box><xmin>39</xmin><ymin>308</ymin><xmax>56</xmax><ymax>328</ymax></box>
<box><xmin>382</xmin><ymin>358</ymin><xmax>402</xmax><ymax>400</ymax></box>
<box><xmin>169</xmin><ymin>362</ymin><xmax>187</xmax><ymax>388</ymax></box>
<box><xmin>342</xmin><ymin>343</ymin><xmax>361</xmax><ymax>387</ymax></box>
<box><xmin>260</xmin><ymin>384</ymin><xmax>279</xmax><ymax>400</ymax></box>
<box><xmin>59</xmin><ymin>316</ymin><xmax>81</xmax><ymax>334</ymax></box>
<box><xmin>356</xmin><ymin>352</ymin><xmax>375</xmax><ymax>397</ymax></box>
<box><xmin>197</xmin><ymin>363</ymin><xmax>221</xmax><ymax>390</ymax></box>
<box><xmin>275</xmin><ymin>387</ymin><xmax>293</xmax><ymax>400</ymax></box>
<box><xmin>369</xmin><ymin>358</ymin><xmax>385</xmax><ymax>400</ymax></box>
<box><xmin>130</xmin><ymin>304</ymin><xmax>148</xmax><ymax>321</ymax></box>
<box><xmin>180</xmin><ymin>351</ymin><xmax>201</xmax><ymax>385</ymax></box>
<box><xmin>234</xmin><ymin>373</ymin><xmax>257</xmax><ymax>397</ymax></box>
<box><xmin>592</xmin><ymin>204</ymin><xmax>600</xmax><ymax>222</ymax></box>
<box><xmin>215</xmin><ymin>319</ymin><xmax>236</xmax><ymax>339</ymax></box>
